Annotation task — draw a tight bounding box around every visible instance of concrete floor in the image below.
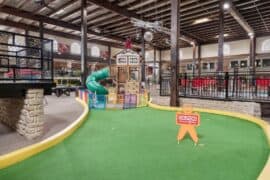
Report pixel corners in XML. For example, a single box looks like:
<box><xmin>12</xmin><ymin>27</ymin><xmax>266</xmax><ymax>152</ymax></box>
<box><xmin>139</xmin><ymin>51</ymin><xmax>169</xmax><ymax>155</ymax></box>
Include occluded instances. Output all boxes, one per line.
<box><xmin>0</xmin><ymin>93</ymin><xmax>84</xmax><ymax>155</ymax></box>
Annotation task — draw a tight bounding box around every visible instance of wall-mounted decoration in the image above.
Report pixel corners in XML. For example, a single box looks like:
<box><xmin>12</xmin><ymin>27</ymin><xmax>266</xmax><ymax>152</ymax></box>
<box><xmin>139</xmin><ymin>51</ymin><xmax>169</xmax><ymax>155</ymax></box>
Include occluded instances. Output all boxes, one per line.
<box><xmin>101</xmin><ymin>50</ymin><xmax>108</xmax><ymax>59</ymax></box>
<box><xmin>58</xmin><ymin>43</ymin><xmax>70</xmax><ymax>54</ymax></box>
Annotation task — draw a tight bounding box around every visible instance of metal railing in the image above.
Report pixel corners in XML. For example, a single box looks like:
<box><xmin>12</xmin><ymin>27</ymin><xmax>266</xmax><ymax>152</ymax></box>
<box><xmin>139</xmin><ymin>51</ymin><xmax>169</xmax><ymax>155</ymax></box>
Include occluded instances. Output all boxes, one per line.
<box><xmin>160</xmin><ymin>71</ymin><xmax>270</xmax><ymax>102</ymax></box>
<box><xmin>0</xmin><ymin>30</ymin><xmax>53</xmax><ymax>83</ymax></box>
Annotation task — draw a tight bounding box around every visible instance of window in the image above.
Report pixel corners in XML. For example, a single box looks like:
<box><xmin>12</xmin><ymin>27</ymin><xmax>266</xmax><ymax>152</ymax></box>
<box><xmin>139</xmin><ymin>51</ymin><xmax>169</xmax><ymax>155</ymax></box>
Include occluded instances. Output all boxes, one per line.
<box><xmin>71</xmin><ymin>42</ymin><xmax>81</xmax><ymax>54</ymax></box>
<box><xmin>240</xmin><ymin>60</ymin><xmax>247</xmax><ymax>68</ymax></box>
<box><xmin>262</xmin><ymin>39</ymin><xmax>270</xmax><ymax>52</ymax></box>
<box><xmin>209</xmin><ymin>62</ymin><xmax>215</xmax><ymax>69</ymax></box>
<box><xmin>91</xmin><ymin>46</ymin><xmax>100</xmax><ymax>57</ymax></box>
<box><xmin>202</xmin><ymin>63</ymin><xmax>208</xmax><ymax>70</ymax></box>
<box><xmin>230</xmin><ymin>61</ymin><xmax>239</xmax><ymax>68</ymax></box>
<box><xmin>52</xmin><ymin>39</ymin><xmax>58</xmax><ymax>52</ymax></box>
<box><xmin>186</xmin><ymin>64</ymin><xmax>192</xmax><ymax>70</ymax></box>
<box><xmin>145</xmin><ymin>51</ymin><xmax>150</xmax><ymax>60</ymax></box>
<box><xmin>256</xmin><ymin>59</ymin><xmax>261</xmax><ymax>67</ymax></box>
<box><xmin>8</xmin><ymin>36</ymin><xmax>24</xmax><ymax>52</ymax></box>
<box><xmin>224</xmin><ymin>44</ymin><xmax>230</xmax><ymax>55</ymax></box>
<box><xmin>262</xmin><ymin>59</ymin><xmax>270</xmax><ymax>67</ymax></box>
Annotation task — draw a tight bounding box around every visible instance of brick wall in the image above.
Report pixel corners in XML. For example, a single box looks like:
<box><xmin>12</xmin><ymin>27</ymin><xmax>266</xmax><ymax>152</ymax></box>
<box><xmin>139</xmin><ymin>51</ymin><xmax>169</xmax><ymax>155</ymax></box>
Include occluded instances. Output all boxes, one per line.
<box><xmin>0</xmin><ymin>89</ymin><xmax>44</xmax><ymax>139</ymax></box>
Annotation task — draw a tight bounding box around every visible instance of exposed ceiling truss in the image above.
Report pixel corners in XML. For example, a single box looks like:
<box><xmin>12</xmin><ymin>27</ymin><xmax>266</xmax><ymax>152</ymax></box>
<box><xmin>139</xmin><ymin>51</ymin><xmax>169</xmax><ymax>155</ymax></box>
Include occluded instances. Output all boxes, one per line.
<box><xmin>0</xmin><ymin>0</ymin><xmax>269</xmax><ymax>50</ymax></box>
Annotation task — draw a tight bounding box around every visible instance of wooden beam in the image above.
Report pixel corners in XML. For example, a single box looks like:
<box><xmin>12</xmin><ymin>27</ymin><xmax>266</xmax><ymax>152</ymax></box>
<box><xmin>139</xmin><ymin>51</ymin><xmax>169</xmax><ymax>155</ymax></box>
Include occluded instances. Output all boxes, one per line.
<box><xmin>0</xmin><ymin>19</ymin><xmax>131</xmax><ymax>49</ymax></box>
<box><xmin>47</xmin><ymin>0</ymin><xmax>77</xmax><ymax>17</ymax></box>
<box><xmin>87</xmin><ymin>0</ymin><xmax>196</xmax><ymax>45</ymax></box>
<box><xmin>81</xmin><ymin>0</ymin><xmax>88</xmax><ymax>86</ymax></box>
<box><xmin>87</xmin><ymin>0</ymin><xmax>143</xmax><ymax>20</ymax></box>
<box><xmin>217</xmin><ymin>0</ymin><xmax>224</xmax><ymax>73</ymax></box>
<box><xmin>54</xmin><ymin>53</ymin><xmax>110</xmax><ymax>63</ymax></box>
<box><xmin>170</xmin><ymin>0</ymin><xmax>180</xmax><ymax>106</ymax></box>
<box><xmin>57</xmin><ymin>7</ymin><xmax>80</xmax><ymax>20</ymax></box>
<box><xmin>0</xmin><ymin>5</ymin><xmax>128</xmax><ymax>43</ymax></box>
<box><xmin>226</xmin><ymin>0</ymin><xmax>255</xmax><ymax>36</ymax></box>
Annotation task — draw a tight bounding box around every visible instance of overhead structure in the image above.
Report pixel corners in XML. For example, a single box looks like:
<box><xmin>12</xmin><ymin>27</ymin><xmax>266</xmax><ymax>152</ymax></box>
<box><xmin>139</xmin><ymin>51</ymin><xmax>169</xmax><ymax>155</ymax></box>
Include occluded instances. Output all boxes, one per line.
<box><xmin>0</xmin><ymin>5</ymin><xmax>141</xmax><ymax>49</ymax></box>
<box><xmin>131</xmin><ymin>18</ymin><xmax>196</xmax><ymax>45</ymax></box>
<box><xmin>223</xmin><ymin>0</ymin><xmax>256</xmax><ymax>70</ymax></box>
<box><xmin>0</xmin><ymin>0</ymin><xmax>269</xmax><ymax>49</ymax></box>
<box><xmin>88</xmin><ymin>0</ymin><xmax>197</xmax><ymax>46</ymax></box>
<box><xmin>223</xmin><ymin>0</ymin><xmax>255</xmax><ymax>37</ymax></box>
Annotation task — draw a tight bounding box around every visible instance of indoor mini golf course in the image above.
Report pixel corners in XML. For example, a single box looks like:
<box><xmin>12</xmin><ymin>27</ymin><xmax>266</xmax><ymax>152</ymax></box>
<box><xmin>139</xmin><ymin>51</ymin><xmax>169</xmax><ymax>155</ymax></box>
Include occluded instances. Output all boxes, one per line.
<box><xmin>0</xmin><ymin>107</ymin><xmax>269</xmax><ymax>180</ymax></box>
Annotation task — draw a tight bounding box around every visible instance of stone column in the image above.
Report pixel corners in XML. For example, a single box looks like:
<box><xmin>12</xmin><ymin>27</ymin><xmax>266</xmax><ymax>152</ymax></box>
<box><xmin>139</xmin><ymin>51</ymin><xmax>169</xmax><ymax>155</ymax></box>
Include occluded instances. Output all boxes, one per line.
<box><xmin>0</xmin><ymin>89</ymin><xmax>44</xmax><ymax>139</ymax></box>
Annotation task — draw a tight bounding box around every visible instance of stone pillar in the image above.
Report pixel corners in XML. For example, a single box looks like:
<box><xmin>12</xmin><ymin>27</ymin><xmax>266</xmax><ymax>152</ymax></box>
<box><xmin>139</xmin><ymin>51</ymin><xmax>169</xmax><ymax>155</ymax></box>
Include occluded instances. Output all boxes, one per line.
<box><xmin>0</xmin><ymin>89</ymin><xmax>44</xmax><ymax>139</ymax></box>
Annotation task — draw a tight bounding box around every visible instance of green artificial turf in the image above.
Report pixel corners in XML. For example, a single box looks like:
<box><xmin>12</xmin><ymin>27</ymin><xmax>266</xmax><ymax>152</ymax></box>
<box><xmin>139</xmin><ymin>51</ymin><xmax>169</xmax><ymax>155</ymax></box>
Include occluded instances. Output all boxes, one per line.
<box><xmin>0</xmin><ymin>107</ymin><xmax>269</xmax><ymax>180</ymax></box>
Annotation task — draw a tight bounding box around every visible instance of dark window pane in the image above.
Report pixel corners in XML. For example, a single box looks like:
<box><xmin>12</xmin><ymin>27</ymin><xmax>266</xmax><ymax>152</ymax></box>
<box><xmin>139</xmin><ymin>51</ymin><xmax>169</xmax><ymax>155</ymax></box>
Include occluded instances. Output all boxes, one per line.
<box><xmin>240</xmin><ymin>60</ymin><xmax>247</xmax><ymax>68</ymax></box>
<box><xmin>256</xmin><ymin>59</ymin><xmax>261</xmax><ymax>67</ymax></box>
<box><xmin>209</xmin><ymin>63</ymin><xmax>215</xmax><ymax>69</ymax></box>
<box><xmin>186</xmin><ymin>64</ymin><xmax>192</xmax><ymax>70</ymax></box>
<box><xmin>230</xmin><ymin>61</ymin><xmax>239</xmax><ymax>68</ymax></box>
<box><xmin>202</xmin><ymin>63</ymin><xmax>208</xmax><ymax>70</ymax></box>
<box><xmin>262</xmin><ymin>59</ymin><xmax>270</xmax><ymax>67</ymax></box>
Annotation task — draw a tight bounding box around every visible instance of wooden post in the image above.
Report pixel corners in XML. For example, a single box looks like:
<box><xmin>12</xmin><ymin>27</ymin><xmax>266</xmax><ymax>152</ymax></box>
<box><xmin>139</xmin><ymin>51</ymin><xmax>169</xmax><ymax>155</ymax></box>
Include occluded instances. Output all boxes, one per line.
<box><xmin>217</xmin><ymin>0</ymin><xmax>224</xmax><ymax>73</ymax></box>
<box><xmin>198</xmin><ymin>44</ymin><xmax>201</xmax><ymax>76</ymax></box>
<box><xmin>39</xmin><ymin>21</ymin><xmax>44</xmax><ymax>78</ymax></box>
<box><xmin>170</xmin><ymin>0</ymin><xmax>180</xmax><ymax>106</ymax></box>
<box><xmin>81</xmin><ymin>0</ymin><xmax>88</xmax><ymax>87</ymax></box>
<box><xmin>250</xmin><ymin>36</ymin><xmax>256</xmax><ymax>70</ymax></box>
<box><xmin>159</xmin><ymin>49</ymin><xmax>162</xmax><ymax>84</ymax></box>
<box><xmin>25</xmin><ymin>30</ymin><xmax>29</xmax><ymax>56</ymax></box>
<box><xmin>153</xmin><ymin>48</ymin><xmax>156</xmax><ymax>83</ymax></box>
<box><xmin>192</xmin><ymin>44</ymin><xmax>196</xmax><ymax>76</ymax></box>
<box><xmin>108</xmin><ymin>45</ymin><xmax>111</xmax><ymax>71</ymax></box>
<box><xmin>141</xmin><ymin>29</ymin><xmax>146</xmax><ymax>82</ymax></box>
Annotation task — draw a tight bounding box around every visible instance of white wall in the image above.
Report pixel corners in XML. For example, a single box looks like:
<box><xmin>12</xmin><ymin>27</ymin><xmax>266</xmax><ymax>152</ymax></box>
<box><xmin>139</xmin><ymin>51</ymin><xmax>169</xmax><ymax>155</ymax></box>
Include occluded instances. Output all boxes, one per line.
<box><xmin>161</xmin><ymin>47</ymin><xmax>198</xmax><ymax>61</ymax></box>
<box><xmin>27</xmin><ymin>31</ymin><xmax>270</xmax><ymax>61</ymax></box>
<box><xmin>145</xmin><ymin>50</ymin><xmax>161</xmax><ymax>62</ymax></box>
<box><xmin>257</xmin><ymin>36</ymin><xmax>270</xmax><ymax>54</ymax></box>
<box><xmin>161</xmin><ymin>36</ymin><xmax>270</xmax><ymax>61</ymax></box>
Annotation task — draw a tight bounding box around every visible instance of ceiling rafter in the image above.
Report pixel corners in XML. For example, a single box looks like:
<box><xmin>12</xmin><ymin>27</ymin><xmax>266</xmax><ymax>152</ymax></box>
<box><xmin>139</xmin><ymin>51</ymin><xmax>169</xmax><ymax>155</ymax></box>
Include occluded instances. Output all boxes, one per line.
<box><xmin>0</xmin><ymin>5</ymin><xmax>137</xmax><ymax>45</ymax></box>
<box><xmin>87</xmin><ymin>0</ymin><xmax>198</xmax><ymax>45</ymax></box>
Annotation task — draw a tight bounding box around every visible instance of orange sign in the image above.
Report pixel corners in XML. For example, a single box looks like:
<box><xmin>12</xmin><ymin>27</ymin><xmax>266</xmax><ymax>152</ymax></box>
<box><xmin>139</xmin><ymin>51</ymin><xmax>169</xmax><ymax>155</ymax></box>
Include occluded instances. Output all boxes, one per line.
<box><xmin>176</xmin><ymin>113</ymin><xmax>199</xmax><ymax>125</ymax></box>
<box><xmin>176</xmin><ymin>105</ymin><xmax>200</xmax><ymax>144</ymax></box>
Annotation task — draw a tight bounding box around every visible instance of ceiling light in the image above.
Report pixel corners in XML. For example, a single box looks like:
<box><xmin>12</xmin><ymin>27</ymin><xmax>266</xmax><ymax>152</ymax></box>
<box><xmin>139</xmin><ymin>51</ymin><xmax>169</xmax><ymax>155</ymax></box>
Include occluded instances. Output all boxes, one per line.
<box><xmin>215</xmin><ymin>33</ymin><xmax>229</xmax><ymax>38</ymax></box>
<box><xmin>56</xmin><ymin>9</ymin><xmax>65</xmax><ymax>15</ymax></box>
<box><xmin>93</xmin><ymin>28</ymin><xmax>101</xmax><ymax>33</ymax></box>
<box><xmin>193</xmin><ymin>18</ymin><xmax>211</xmax><ymax>25</ymax></box>
<box><xmin>248</xmin><ymin>32</ymin><xmax>254</xmax><ymax>38</ymax></box>
<box><xmin>223</xmin><ymin>2</ymin><xmax>230</xmax><ymax>10</ymax></box>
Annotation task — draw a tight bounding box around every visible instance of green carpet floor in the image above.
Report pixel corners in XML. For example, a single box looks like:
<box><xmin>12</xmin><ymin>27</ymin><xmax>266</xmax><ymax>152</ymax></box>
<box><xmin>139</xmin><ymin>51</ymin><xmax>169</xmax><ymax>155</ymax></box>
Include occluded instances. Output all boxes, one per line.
<box><xmin>0</xmin><ymin>107</ymin><xmax>269</xmax><ymax>180</ymax></box>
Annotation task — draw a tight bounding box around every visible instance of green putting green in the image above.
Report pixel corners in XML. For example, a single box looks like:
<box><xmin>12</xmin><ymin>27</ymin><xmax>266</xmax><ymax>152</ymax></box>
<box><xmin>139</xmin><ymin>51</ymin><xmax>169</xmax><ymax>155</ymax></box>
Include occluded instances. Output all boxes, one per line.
<box><xmin>0</xmin><ymin>107</ymin><xmax>269</xmax><ymax>180</ymax></box>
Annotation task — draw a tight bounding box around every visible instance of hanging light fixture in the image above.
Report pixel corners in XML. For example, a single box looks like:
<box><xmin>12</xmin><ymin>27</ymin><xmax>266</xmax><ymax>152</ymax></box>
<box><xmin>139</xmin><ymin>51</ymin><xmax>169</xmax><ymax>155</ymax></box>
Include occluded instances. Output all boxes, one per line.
<box><xmin>144</xmin><ymin>31</ymin><xmax>153</xmax><ymax>42</ymax></box>
<box><xmin>223</xmin><ymin>2</ymin><xmax>230</xmax><ymax>10</ymax></box>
